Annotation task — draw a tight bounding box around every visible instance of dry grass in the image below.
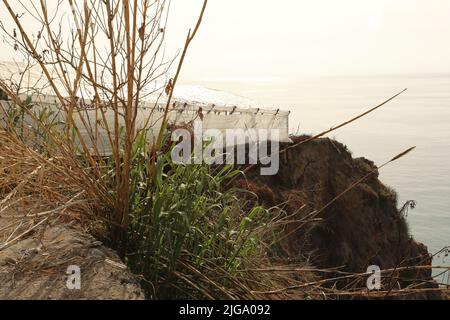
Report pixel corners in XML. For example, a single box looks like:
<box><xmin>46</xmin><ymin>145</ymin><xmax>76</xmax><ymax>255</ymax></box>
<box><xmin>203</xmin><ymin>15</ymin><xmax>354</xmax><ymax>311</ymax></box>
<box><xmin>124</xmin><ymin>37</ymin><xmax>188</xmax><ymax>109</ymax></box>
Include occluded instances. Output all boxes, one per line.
<box><xmin>0</xmin><ymin>131</ymin><xmax>99</xmax><ymax>215</ymax></box>
<box><xmin>0</xmin><ymin>129</ymin><xmax>104</xmax><ymax>249</ymax></box>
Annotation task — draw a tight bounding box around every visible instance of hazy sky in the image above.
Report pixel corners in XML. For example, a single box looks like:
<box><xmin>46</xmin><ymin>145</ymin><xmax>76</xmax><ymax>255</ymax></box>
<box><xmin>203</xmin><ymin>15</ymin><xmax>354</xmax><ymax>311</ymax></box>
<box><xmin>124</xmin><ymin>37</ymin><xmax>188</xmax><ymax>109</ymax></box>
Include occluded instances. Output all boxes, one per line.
<box><xmin>1</xmin><ymin>0</ymin><xmax>450</xmax><ymax>82</ymax></box>
<box><xmin>169</xmin><ymin>0</ymin><xmax>450</xmax><ymax>82</ymax></box>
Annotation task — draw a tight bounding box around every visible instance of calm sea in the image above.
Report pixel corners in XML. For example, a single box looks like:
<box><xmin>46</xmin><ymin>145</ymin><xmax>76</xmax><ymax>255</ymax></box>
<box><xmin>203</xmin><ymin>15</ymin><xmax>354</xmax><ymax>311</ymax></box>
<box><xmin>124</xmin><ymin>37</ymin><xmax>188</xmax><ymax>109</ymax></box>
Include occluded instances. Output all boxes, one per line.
<box><xmin>189</xmin><ymin>74</ymin><xmax>450</xmax><ymax>279</ymax></box>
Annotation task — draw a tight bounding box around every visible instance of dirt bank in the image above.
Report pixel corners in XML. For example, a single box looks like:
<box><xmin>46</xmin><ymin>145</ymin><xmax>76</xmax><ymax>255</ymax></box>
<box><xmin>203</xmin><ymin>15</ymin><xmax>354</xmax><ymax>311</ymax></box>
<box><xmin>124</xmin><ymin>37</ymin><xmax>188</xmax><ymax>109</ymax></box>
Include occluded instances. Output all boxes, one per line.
<box><xmin>234</xmin><ymin>136</ymin><xmax>443</xmax><ymax>299</ymax></box>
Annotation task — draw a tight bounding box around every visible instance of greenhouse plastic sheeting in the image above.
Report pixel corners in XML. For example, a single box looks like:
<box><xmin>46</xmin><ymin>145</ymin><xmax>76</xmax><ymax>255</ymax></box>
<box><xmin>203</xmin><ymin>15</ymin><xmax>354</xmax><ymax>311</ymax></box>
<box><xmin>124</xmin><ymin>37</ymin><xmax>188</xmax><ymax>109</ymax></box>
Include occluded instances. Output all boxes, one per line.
<box><xmin>0</xmin><ymin>96</ymin><xmax>290</xmax><ymax>155</ymax></box>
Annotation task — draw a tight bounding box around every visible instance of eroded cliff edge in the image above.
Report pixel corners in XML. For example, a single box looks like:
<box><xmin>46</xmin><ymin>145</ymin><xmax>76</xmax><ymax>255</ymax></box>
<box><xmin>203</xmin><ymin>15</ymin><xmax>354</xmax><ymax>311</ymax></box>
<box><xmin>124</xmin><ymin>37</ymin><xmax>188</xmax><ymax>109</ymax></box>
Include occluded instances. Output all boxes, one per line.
<box><xmin>234</xmin><ymin>136</ymin><xmax>441</xmax><ymax>299</ymax></box>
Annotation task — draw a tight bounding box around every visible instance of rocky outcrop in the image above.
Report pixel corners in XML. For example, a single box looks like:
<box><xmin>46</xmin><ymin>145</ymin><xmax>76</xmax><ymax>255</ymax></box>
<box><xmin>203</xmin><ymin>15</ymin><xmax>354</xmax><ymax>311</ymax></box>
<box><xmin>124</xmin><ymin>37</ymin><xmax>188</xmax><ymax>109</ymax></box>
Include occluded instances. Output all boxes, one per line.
<box><xmin>0</xmin><ymin>221</ymin><xmax>144</xmax><ymax>300</ymax></box>
<box><xmin>236</xmin><ymin>136</ymin><xmax>441</xmax><ymax>298</ymax></box>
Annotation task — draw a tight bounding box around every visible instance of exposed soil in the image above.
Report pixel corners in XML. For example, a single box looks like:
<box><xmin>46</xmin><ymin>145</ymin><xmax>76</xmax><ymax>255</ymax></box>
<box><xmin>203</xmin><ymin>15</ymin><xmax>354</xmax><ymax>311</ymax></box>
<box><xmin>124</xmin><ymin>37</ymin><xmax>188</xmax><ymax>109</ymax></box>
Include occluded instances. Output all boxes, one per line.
<box><xmin>233</xmin><ymin>136</ymin><xmax>444</xmax><ymax>299</ymax></box>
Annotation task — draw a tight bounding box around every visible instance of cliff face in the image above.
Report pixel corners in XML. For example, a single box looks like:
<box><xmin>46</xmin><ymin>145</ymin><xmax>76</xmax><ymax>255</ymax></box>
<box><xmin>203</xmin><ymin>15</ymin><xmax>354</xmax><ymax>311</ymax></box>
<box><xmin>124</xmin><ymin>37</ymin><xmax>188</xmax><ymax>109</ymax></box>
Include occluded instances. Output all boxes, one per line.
<box><xmin>237</xmin><ymin>136</ymin><xmax>439</xmax><ymax>298</ymax></box>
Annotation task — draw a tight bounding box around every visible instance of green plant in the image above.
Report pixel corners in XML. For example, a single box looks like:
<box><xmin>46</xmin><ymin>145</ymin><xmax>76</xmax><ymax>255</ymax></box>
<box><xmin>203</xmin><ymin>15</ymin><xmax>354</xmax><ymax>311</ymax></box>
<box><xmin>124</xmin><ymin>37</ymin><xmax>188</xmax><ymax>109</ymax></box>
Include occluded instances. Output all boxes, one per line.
<box><xmin>101</xmin><ymin>132</ymin><xmax>279</xmax><ymax>299</ymax></box>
